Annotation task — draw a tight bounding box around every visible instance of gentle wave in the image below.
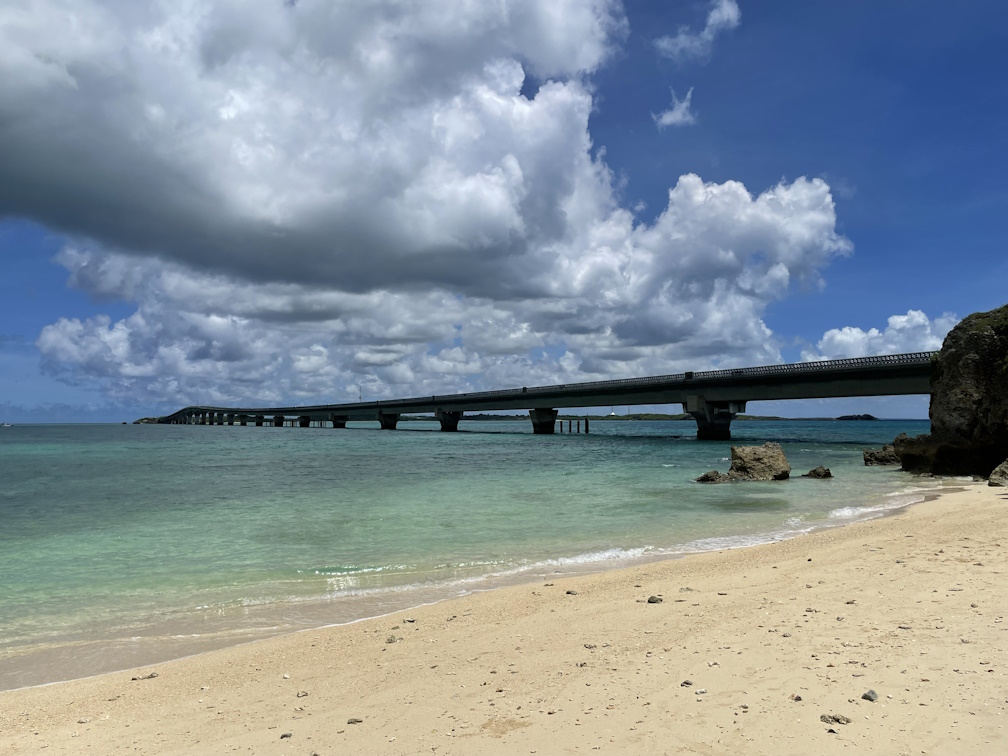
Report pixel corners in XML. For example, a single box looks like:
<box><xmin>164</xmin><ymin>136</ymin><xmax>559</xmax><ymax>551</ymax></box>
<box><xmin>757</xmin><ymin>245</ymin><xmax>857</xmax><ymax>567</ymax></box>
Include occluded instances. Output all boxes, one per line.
<box><xmin>828</xmin><ymin>493</ymin><xmax>924</xmax><ymax>520</ymax></box>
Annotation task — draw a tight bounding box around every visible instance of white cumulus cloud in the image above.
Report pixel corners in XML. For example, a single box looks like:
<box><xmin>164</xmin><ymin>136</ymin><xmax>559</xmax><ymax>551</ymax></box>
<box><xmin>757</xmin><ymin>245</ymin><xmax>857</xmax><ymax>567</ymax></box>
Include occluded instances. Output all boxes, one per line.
<box><xmin>803</xmin><ymin>310</ymin><xmax>959</xmax><ymax>360</ymax></box>
<box><xmin>2</xmin><ymin>1</ymin><xmax>856</xmax><ymax>412</ymax></box>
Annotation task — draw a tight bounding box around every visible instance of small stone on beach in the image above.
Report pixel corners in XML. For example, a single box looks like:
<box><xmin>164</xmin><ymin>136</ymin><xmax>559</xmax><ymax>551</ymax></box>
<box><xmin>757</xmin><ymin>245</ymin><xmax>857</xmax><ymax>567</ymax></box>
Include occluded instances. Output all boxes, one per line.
<box><xmin>862</xmin><ymin>690</ymin><xmax>878</xmax><ymax>702</ymax></box>
<box><xmin>647</xmin><ymin>595</ymin><xmax>662</xmax><ymax>603</ymax></box>
<box><xmin>820</xmin><ymin>714</ymin><xmax>852</xmax><ymax>725</ymax></box>
<box><xmin>348</xmin><ymin>717</ymin><xmax>363</xmax><ymax>724</ymax></box>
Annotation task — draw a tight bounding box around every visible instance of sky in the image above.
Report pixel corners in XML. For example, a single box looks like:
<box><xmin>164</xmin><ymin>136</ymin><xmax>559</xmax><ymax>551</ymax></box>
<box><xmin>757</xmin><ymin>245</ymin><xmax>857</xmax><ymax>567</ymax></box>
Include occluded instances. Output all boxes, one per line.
<box><xmin>1</xmin><ymin>0</ymin><xmax>1006</xmax><ymax>423</ymax></box>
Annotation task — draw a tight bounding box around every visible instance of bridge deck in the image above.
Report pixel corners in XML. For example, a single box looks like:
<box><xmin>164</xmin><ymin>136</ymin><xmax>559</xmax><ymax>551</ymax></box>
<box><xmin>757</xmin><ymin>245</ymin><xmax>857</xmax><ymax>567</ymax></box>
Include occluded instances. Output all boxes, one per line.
<box><xmin>158</xmin><ymin>352</ymin><xmax>935</xmax><ymax>437</ymax></box>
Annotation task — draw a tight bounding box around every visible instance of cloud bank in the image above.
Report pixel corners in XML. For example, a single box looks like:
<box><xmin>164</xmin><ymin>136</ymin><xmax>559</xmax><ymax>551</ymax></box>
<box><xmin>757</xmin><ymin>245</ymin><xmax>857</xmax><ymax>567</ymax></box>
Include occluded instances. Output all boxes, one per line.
<box><xmin>2</xmin><ymin>0</ymin><xmax>859</xmax><ymax>411</ymax></box>
<box><xmin>804</xmin><ymin>310</ymin><xmax>959</xmax><ymax>360</ymax></box>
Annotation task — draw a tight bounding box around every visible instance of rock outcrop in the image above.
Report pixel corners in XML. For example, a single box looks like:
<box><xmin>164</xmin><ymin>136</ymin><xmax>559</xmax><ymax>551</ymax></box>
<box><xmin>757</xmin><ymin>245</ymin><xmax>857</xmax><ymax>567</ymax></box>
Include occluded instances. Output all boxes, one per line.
<box><xmin>803</xmin><ymin>466</ymin><xmax>833</xmax><ymax>479</ymax></box>
<box><xmin>696</xmin><ymin>442</ymin><xmax>791</xmax><ymax>483</ymax></box>
<box><xmin>863</xmin><ymin>444</ymin><xmax>900</xmax><ymax>466</ymax></box>
<box><xmin>990</xmin><ymin>460</ymin><xmax>1008</xmax><ymax>487</ymax></box>
<box><xmin>894</xmin><ymin>303</ymin><xmax>1008</xmax><ymax>477</ymax></box>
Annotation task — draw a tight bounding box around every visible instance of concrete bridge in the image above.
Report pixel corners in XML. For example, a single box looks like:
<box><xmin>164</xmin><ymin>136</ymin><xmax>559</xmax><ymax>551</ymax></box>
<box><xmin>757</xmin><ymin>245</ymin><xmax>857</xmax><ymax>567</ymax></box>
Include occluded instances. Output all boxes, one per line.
<box><xmin>158</xmin><ymin>352</ymin><xmax>936</xmax><ymax>439</ymax></box>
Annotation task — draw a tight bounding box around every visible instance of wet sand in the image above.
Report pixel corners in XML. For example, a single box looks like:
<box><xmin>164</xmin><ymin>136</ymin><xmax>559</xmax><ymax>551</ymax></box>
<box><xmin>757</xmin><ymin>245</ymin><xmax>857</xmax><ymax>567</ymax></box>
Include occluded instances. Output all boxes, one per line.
<box><xmin>2</xmin><ymin>482</ymin><xmax>1005</xmax><ymax>754</ymax></box>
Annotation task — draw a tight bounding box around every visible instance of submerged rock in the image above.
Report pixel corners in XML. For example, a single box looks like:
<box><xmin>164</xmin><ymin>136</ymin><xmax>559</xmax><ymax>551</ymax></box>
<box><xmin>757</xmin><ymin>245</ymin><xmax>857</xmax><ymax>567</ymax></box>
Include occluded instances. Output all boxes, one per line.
<box><xmin>895</xmin><ymin>303</ymin><xmax>1008</xmax><ymax>477</ymax></box>
<box><xmin>696</xmin><ymin>469</ymin><xmax>729</xmax><ymax>483</ymax></box>
<box><xmin>803</xmin><ymin>466</ymin><xmax>833</xmax><ymax>479</ymax></box>
<box><xmin>989</xmin><ymin>459</ymin><xmax>1008</xmax><ymax>487</ymax></box>
<box><xmin>863</xmin><ymin>444</ymin><xmax>900</xmax><ymax>466</ymax></box>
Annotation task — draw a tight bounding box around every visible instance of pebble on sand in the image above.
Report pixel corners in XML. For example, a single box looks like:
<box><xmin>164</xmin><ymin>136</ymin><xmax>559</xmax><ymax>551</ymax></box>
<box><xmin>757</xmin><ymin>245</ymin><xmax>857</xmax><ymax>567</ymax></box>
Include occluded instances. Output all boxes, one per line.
<box><xmin>820</xmin><ymin>714</ymin><xmax>852</xmax><ymax>725</ymax></box>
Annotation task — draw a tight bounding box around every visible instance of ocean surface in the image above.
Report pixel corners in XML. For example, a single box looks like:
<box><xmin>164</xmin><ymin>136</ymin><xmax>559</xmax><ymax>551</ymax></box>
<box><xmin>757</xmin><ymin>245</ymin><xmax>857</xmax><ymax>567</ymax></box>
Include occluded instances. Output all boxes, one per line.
<box><xmin>0</xmin><ymin>418</ymin><xmax>935</xmax><ymax>690</ymax></box>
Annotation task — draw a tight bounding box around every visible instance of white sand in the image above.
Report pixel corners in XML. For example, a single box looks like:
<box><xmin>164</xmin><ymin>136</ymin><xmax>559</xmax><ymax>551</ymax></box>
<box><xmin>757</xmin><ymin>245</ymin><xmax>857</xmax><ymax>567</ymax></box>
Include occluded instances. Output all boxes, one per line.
<box><xmin>2</xmin><ymin>483</ymin><xmax>1006</xmax><ymax>754</ymax></box>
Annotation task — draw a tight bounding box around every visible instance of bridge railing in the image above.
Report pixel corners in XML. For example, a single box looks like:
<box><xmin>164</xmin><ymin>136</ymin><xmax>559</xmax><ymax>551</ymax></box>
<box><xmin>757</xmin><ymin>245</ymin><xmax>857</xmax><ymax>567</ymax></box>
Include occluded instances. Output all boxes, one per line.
<box><xmin>413</xmin><ymin>351</ymin><xmax>937</xmax><ymax>404</ymax></box>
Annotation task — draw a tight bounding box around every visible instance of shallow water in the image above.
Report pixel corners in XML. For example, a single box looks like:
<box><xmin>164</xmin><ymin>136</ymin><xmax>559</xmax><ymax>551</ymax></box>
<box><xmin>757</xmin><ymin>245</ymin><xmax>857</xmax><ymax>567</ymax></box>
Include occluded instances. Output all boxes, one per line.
<box><xmin>0</xmin><ymin>418</ymin><xmax>933</xmax><ymax>689</ymax></box>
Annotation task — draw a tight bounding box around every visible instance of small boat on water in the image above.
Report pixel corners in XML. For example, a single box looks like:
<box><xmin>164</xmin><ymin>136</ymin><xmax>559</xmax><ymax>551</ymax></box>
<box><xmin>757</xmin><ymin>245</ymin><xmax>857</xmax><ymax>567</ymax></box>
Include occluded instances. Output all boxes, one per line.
<box><xmin>2</xmin><ymin>423</ymin><xmax>11</xmax><ymax>427</ymax></box>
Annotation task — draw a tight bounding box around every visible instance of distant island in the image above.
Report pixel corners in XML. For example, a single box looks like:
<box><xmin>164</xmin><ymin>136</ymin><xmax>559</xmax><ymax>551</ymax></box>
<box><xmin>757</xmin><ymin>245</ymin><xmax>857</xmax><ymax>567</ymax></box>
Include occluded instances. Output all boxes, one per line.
<box><xmin>835</xmin><ymin>414</ymin><xmax>878</xmax><ymax>421</ymax></box>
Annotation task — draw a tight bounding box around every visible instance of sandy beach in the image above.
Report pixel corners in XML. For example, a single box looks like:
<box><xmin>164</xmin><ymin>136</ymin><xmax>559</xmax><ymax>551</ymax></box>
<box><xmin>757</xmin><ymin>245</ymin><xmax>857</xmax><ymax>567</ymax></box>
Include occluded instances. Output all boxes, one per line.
<box><xmin>2</xmin><ymin>482</ymin><xmax>1005</xmax><ymax>755</ymax></box>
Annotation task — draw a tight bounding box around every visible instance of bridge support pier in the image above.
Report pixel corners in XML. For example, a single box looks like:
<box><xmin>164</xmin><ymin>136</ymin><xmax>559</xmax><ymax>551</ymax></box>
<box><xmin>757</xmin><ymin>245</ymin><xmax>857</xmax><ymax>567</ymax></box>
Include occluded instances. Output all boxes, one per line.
<box><xmin>255</xmin><ymin>415</ymin><xmax>264</xmax><ymax>427</ymax></box>
<box><xmin>436</xmin><ymin>409</ymin><xmax>462</xmax><ymax>432</ymax></box>
<box><xmin>239</xmin><ymin>415</ymin><xmax>247</xmax><ymax>426</ymax></box>
<box><xmin>330</xmin><ymin>415</ymin><xmax>347</xmax><ymax>429</ymax></box>
<box><xmin>378</xmin><ymin>411</ymin><xmax>399</xmax><ymax>430</ymax></box>
<box><xmin>529</xmin><ymin>408</ymin><xmax>558</xmax><ymax>435</ymax></box>
<box><xmin>298</xmin><ymin>416</ymin><xmax>311</xmax><ymax>428</ymax></box>
<box><xmin>686</xmin><ymin>396</ymin><xmax>745</xmax><ymax>440</ymax></box>
<box><xmin>272</xmin><ymin>415</ymin><xmax>284</xmax><ymax>427</ymax></box>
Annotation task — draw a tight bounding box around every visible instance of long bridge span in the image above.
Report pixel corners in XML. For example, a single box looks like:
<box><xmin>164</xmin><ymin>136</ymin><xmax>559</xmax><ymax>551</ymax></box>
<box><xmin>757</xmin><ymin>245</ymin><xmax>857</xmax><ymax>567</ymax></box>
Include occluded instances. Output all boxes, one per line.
<box><xmin>158</xmin><ymin>352</ymin><xmax>936</xmax><ymax>439</ymax></box>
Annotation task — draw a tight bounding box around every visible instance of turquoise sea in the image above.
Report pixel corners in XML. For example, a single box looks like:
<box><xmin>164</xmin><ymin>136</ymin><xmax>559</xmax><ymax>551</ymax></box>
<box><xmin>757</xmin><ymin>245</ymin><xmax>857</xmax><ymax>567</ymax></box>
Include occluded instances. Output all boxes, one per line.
<box><xmin>0</xmin><ymin>418</ymin><xmax>935</xmax><ymax>690</ymax></box>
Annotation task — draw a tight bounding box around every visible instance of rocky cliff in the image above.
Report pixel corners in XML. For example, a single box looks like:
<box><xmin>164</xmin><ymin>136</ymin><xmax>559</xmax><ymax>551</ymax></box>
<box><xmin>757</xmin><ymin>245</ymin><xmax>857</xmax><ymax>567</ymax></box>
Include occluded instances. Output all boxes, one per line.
<box><xmin>895</xmin><ymin>303</ymin><xmax>1008</xmax><ymax>476</ymax></box>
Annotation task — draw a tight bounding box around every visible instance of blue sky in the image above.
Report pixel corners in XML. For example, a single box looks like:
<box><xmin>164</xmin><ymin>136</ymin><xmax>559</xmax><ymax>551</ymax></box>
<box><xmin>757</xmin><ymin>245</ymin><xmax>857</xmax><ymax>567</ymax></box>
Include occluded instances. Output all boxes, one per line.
<box><xmin>1</xmin><ymin>1</ymin><xmax>1005</xmax><ymax>422</ymax></box>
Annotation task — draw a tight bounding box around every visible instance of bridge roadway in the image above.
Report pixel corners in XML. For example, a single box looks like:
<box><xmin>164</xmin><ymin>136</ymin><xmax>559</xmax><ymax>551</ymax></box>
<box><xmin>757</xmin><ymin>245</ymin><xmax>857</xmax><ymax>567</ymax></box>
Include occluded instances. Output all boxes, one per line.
<box><xmin>158</xmin><ymin>351</ymin><xmax>936</xmax><ymax>439</ymax></box>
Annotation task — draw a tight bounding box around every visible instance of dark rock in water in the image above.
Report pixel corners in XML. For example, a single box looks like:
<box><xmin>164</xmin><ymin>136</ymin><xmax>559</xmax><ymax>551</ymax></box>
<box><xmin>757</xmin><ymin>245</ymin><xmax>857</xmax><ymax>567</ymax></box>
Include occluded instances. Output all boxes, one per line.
<box><xmin>863</xmin><ymin>444</ymin><xmax>900</xmax><ymax>466</ymax></box>
<box><xmin>837</xmin><ymin>414</ymin><xmax>878</xmax><ymax>421</ymax></box>
<box><xmin>696</xmin><ymin>442</ymin><xmax>791</xmax><ymax>483</ymax></box>
<box><xmin>647</xmin><ymin>595</ymin><xmax>663</xmax><ymax>604</ymax></box>
<box><xmin>988</xmin><ymin>459</ymin><xmax>1008</xmax><ymax>487</ymax></box>
<box><xmin>862</xmin><ymin>689</ymin><xmax>878</xmax><ymax>702</ymax></box>
<box><xmin>728</xmin><ymin>442</ymin><xmax>791</xmax><ymax>481</ymax></box>
<box><xmin>895</xmin><ymin>303</ymin><xmax>1008</xmax><ymax>477</ymax></box>
<box><xmin>696</xmin><ymin>469</ymin><xmax>729</xmax><ymax>483</ymax></box>
<box><xmin>804</xmin><ymin>466</ymin><xmax>833</xmax><ymax>479</ymax></box>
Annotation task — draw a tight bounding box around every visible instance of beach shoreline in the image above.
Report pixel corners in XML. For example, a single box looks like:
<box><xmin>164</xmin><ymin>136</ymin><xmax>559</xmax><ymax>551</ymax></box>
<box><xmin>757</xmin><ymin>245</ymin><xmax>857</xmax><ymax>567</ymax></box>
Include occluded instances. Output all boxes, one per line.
<box><xmin>2</xmin><ymin>480</ymin><xmax>1005</xmax><ymax>754</ymax></box>
<box><xmin>0</xmin><ymin>474</ymin><xmax>938</xmax><ymax>695</ymax></box>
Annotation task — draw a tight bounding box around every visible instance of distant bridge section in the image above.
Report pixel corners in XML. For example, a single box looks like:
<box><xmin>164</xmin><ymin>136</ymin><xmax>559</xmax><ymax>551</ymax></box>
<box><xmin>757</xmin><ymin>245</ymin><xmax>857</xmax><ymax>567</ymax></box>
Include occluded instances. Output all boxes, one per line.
<box><xmin>158</xmin><ymin>352</ymin><xmax>936</xmax><ymax>439</ymax></box>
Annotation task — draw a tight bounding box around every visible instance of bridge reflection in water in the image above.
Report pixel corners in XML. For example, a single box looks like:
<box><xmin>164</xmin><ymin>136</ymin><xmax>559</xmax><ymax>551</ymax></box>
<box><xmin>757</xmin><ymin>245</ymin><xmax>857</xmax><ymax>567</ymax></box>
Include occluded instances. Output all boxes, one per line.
<box><xmin>157</xmin><ymin>352</ymin><xmax>936</xmax><ymax>440</ymax></box>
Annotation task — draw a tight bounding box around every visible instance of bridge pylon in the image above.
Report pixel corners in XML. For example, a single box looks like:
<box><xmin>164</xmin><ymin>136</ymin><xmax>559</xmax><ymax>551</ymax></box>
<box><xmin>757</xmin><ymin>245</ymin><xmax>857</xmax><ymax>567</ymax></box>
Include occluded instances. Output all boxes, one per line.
<box><xmin>686</xmin><ymin>396</ymin><xmax>746</xmax><ymax>440</ymax></box>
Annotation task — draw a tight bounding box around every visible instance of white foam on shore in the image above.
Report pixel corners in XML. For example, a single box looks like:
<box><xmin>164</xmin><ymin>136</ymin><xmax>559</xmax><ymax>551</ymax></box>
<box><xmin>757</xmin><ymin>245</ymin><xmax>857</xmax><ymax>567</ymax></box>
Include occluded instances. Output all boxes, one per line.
<box><xmin>828</xmin><ymin>492</ymin><xmax>926</xmax><ymax>521</ymax></box>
